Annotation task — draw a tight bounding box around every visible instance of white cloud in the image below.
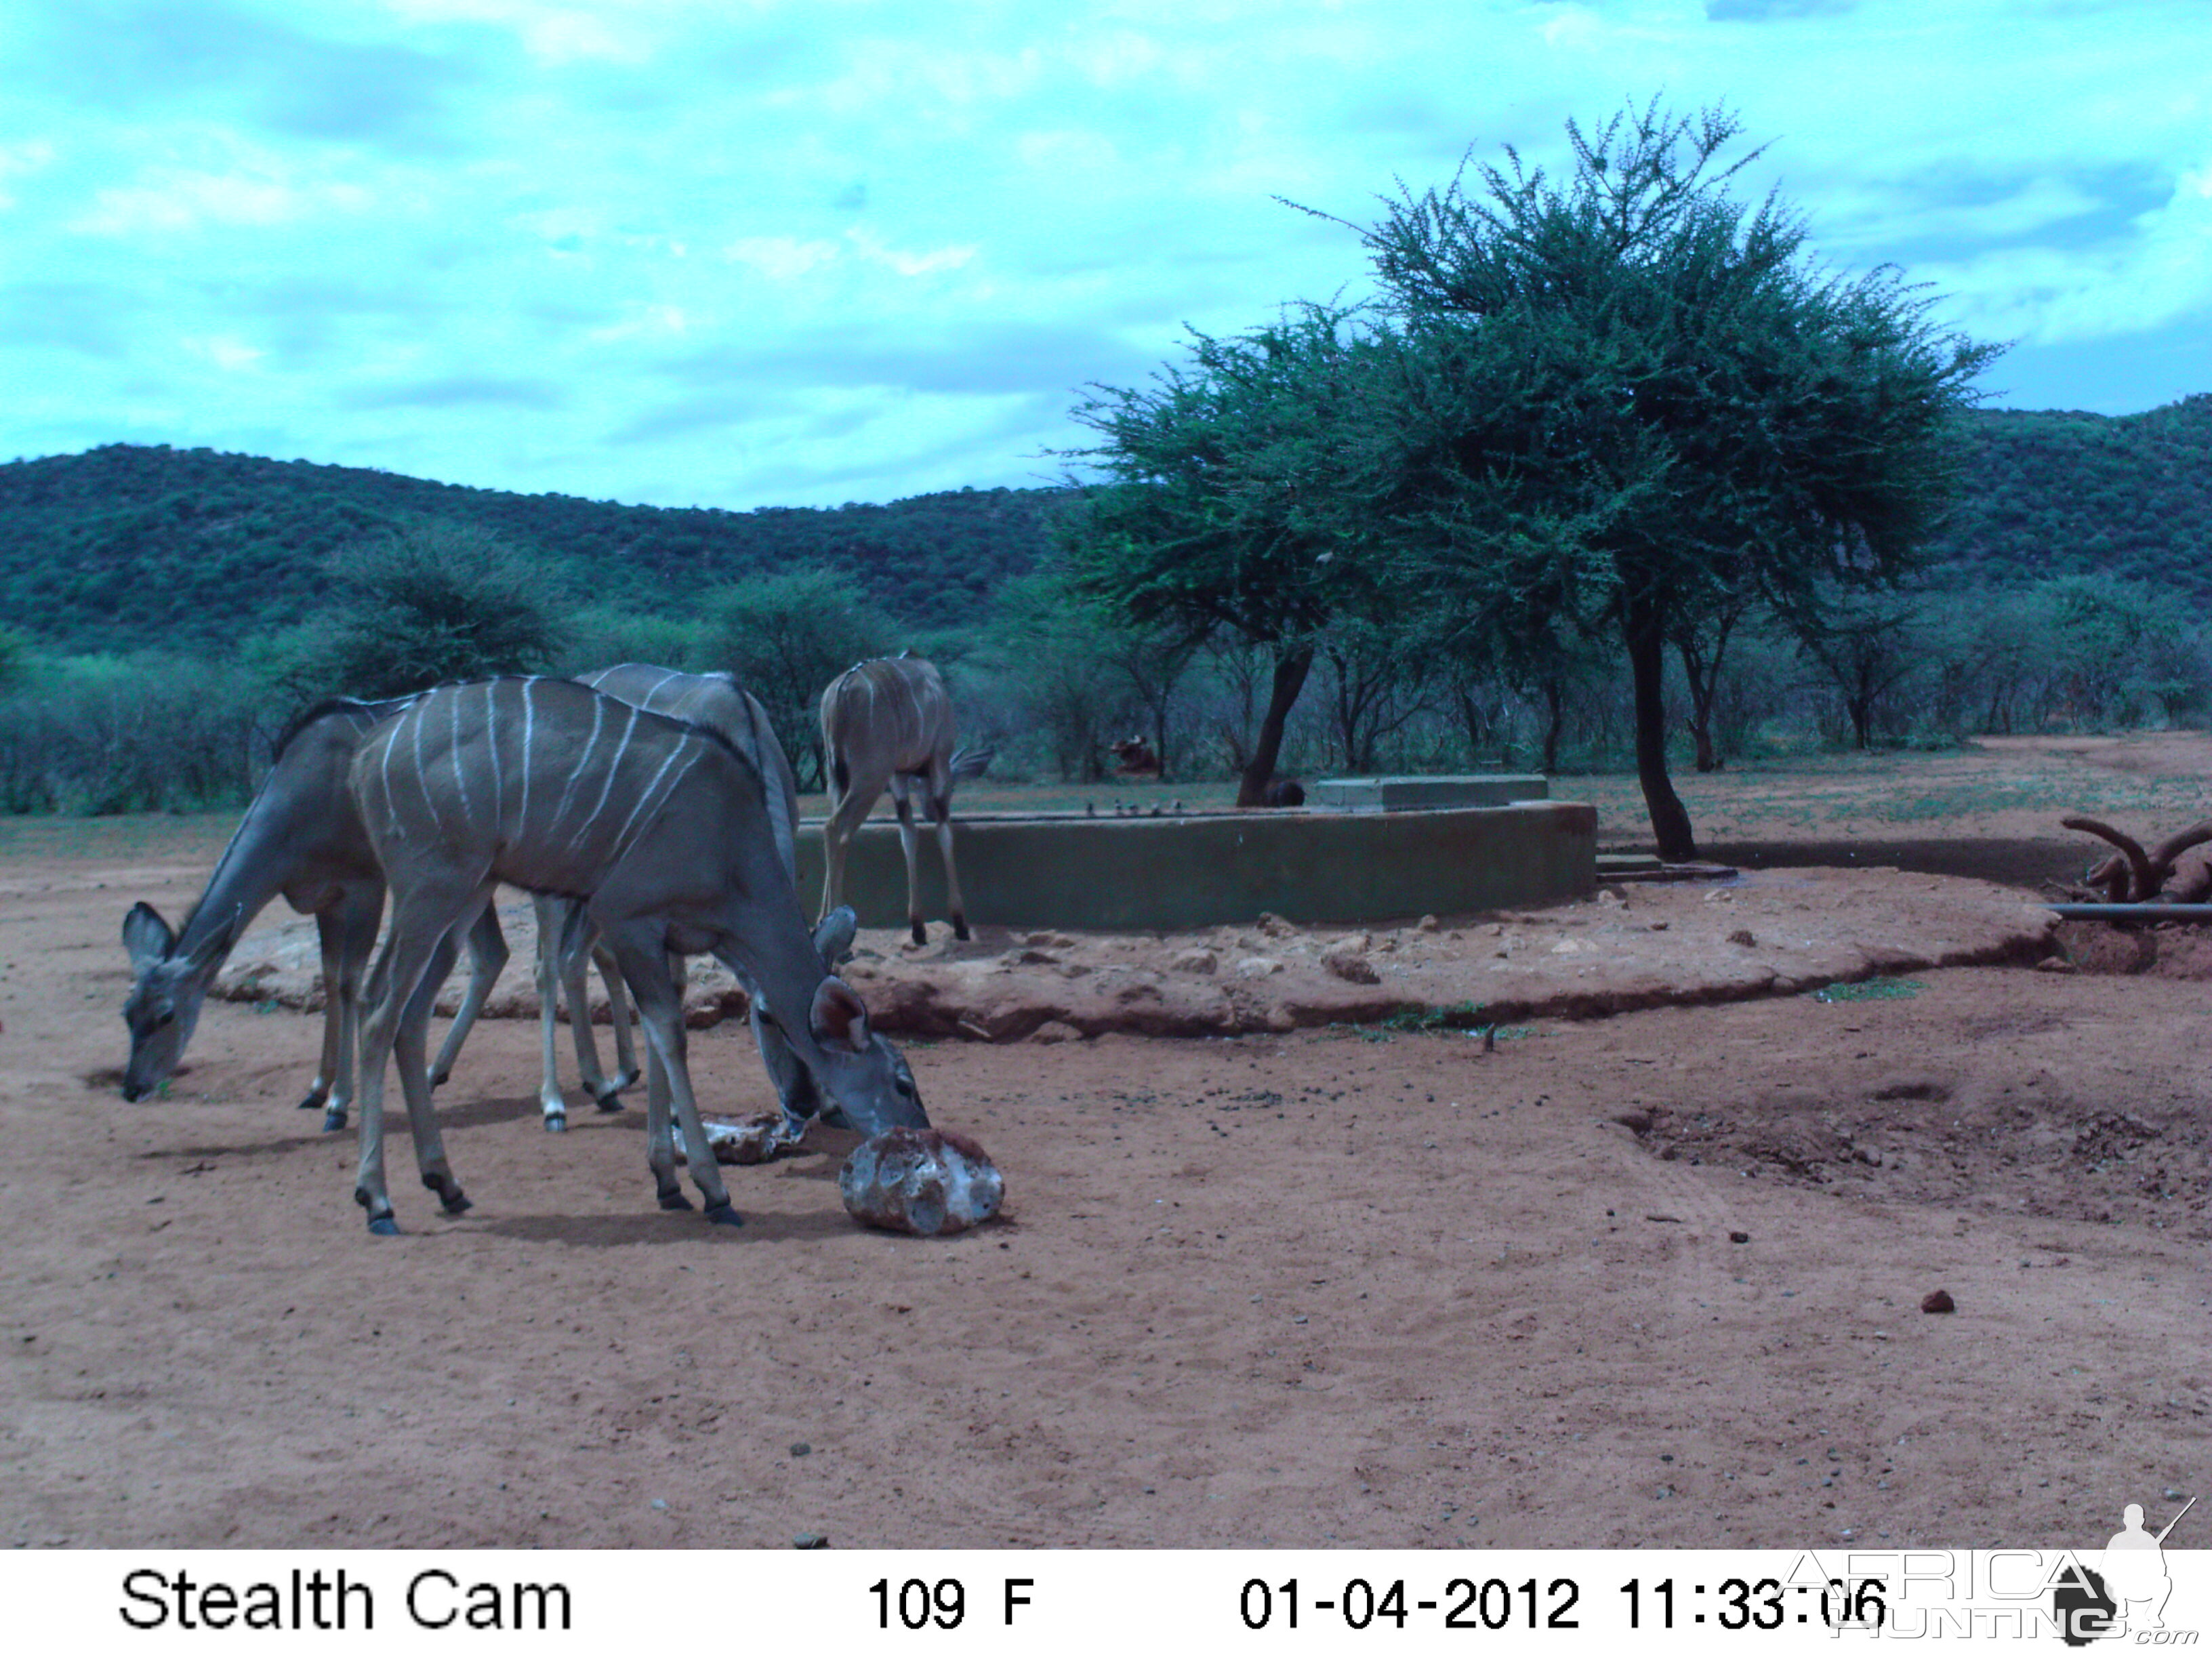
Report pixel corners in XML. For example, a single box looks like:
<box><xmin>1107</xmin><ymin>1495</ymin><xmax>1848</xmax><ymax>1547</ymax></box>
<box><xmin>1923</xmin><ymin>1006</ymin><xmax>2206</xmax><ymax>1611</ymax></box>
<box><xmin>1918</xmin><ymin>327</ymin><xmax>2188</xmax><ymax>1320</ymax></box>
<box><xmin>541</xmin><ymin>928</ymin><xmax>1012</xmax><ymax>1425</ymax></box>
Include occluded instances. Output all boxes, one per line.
<box><xmin>846</xmin><ymin>226</ymin><xmax>976</xmax><ymax>279</ymax></box>
<box><xmin>376</xmin><ymin>0</ymin><xmax>663</xmax><ymax>64</ymax></box>
<box><xmin>1935</xmin><ymin>159</ymin><xmax>2212</xmax><ymax>346</ymax></box>
<box><xmin>186</xmin><ymin>335</ymin><xmax>268</xmax><ymax>371</ymax></box>
<box><xmin>722</xmin><ymin>234</ymin><xmax>840</xmax><ymax>279</ymax></box>
<box><xmin>0</xmin><ymin>140</ymin><xmax>56</xmax><ymax>210</ymax></box>
<box><xmin>69</xmin><ymin>153</ymin><xmax>370</xmax><ymax>237</ymax></box>
<box><xmin>587</xmin><ymin>302</ymin><xmax>691</xmax><ymax>342</ymax></box>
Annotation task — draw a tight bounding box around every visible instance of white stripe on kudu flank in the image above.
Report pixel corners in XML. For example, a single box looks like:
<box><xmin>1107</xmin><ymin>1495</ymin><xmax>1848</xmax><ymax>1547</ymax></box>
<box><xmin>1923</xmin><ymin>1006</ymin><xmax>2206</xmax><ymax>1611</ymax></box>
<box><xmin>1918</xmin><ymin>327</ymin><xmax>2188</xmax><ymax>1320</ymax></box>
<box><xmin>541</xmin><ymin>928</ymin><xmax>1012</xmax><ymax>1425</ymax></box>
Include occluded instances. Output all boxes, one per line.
<box><xmin>379</xmin><ymin>720</ymin><xmax>405</xmax><ymax>838</ymax></box>
<box><xmin>605</xmin><ymin>737</ymin><xmax>698</xmax><ymax>865</ymax></box>
<box><xmin>571</xmin><ymin>705</ymin><xmax>641</xmax><ymax>851</ymax></box>
<box><xmin>411</xmin><ymin>703</ymin><xmax>444</xmax><ymax>836</ymax></box>
<box><xmin>518</xmin><ymin>679</ymin><xmax>536</xmax><ymax>835</ymax></box>
<box><xmin>449</xmin><ymin>688</ymin><xmax>471</xmax><ymax>823</ymax></box>
<box><xmin>548</xmin><ymin>693</ymin><xmax>605</xmax><ymax>838</ymax></box>
<box><xmin>483</xmin><ymin>681</ymin><xmax>501</xmax><ymax>836</ymax></box>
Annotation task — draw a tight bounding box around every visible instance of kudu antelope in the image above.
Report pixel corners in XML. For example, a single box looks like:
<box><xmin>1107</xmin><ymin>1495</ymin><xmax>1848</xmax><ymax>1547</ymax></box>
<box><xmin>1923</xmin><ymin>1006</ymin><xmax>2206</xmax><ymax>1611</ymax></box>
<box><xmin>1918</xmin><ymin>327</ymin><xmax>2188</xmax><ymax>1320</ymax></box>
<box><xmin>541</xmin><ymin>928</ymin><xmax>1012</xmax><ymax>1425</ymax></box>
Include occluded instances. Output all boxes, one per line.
<box><xmin>346</xmin><ymin>678</ymin><xmax>927</xmax><ymax>1235</ymax></box>
<box><xmin>120</xmin><ymin>697</ymin><xmax>523</xmax><ymax>1130</ymax></box>
<box><xmin>819</xmin><ymin>656</ymin><xmax>992</xmax><ymax>945</ymax></box>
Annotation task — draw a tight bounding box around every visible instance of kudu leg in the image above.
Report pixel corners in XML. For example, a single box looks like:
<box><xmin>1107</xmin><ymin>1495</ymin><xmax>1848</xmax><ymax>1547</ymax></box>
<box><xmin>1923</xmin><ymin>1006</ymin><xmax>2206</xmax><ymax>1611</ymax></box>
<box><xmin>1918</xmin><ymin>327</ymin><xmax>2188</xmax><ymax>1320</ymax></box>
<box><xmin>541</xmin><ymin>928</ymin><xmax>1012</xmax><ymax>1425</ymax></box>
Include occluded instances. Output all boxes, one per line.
<box><xmin>926</xmin><ymin>778</ymin><xmax>970</xmax><ymax>941</ymax></box>
<box><xmin>430</xmin><ymin>901</ymin><xmax>509</xmax><ymax>1088</ymax></box>
<box><xmin>595</xmin><ymin>942</ymin><xmax>640</xmax><ymax>1094</ymax></box>
<box><xmin>353</xmin><ymin>881</ymin><xmax>488</xmax><ymax>1235</ymax></box>
<box><xmin>818</xmin><ymin>764</ymin><xmax>889</xmax><ymax>927</ymax></box>
<box><xmin>395</xmin><ymin>925</ymin><xmax>472</xmax><ymax>1218</ymax></box>
<box><xmin>890</xmin><ymin>778</ymin><xmax>927</xmax><ymax>945</ymax></box>
<box><xmin>317</xmin><ymin>883</ymin><xmax>384</xmax><ymax>1134</ymax></box>
<box><xmin>301</xmin><ymin>908</ymin><xmax>346</xmax><ymax>1118</ymax></box>
<box><xmin>607</xmin><ymin>932</ymin><xmax>739</xmax><ymax>1226</ymax></box>
<box><xmin>533</xmin><ymin>897</ymin><xmax>573</xmax><ymax>1129</ymax></box>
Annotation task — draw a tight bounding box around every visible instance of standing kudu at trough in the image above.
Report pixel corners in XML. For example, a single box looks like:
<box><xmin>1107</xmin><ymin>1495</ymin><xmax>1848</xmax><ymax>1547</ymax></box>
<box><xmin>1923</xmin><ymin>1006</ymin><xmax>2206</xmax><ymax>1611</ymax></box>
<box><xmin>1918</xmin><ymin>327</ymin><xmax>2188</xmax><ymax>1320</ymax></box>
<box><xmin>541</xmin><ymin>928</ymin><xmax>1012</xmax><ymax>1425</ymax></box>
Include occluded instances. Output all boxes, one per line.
<box><xmin>346</xmin><ymin>677</ymin><xmax>927</xmax><ymax>1235</ymax></box>
<box><xmin>819</xmin><ymin>656</ymin><xmax>991</xmax><ymax>945</ymax></box>
<box><xmin>120</xmin><ymin>697</ymin><xmax>517</xmax><ymax>1130</ymax></box>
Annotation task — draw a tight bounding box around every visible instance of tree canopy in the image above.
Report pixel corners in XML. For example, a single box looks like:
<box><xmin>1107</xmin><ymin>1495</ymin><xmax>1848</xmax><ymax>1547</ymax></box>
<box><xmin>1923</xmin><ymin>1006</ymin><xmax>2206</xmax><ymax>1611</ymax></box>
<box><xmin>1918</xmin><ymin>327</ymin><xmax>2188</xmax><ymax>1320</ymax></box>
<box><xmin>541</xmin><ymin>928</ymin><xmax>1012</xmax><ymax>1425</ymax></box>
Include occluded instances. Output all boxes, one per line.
<box><xmin>1061</xmin><ymin>304</ymin><xmax>1395</xmax><ymax>802</ymax></box>
<box><xmin>1063</xmin><ymin>97</ymin><xmax>2001</xmax><ymax>848</ymax></box>
<box><xmin>268</xmin><ymin>523</ymin><xmax>565</xmax><ymax>703</ymax></box>
<box><xmin>1355</xmin><ymin>99</ymin><xmax>2000</xmax><ymax>855</ymax></box>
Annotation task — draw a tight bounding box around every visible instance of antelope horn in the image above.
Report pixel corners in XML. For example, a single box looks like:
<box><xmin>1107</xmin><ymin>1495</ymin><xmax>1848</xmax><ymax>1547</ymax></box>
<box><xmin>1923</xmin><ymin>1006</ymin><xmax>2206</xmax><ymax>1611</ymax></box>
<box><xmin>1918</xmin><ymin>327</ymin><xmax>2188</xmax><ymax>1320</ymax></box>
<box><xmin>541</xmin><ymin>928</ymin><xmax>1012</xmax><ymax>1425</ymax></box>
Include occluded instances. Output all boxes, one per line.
<box><xmin>2145</xmin><ymin>818</ymin><xmax>2212</xmax><ymax>888</ymax></box>
<box><xmin>2062</xmin><ymin>816</ymin><xmax>2155</xmax><ymax>902</ymax></box>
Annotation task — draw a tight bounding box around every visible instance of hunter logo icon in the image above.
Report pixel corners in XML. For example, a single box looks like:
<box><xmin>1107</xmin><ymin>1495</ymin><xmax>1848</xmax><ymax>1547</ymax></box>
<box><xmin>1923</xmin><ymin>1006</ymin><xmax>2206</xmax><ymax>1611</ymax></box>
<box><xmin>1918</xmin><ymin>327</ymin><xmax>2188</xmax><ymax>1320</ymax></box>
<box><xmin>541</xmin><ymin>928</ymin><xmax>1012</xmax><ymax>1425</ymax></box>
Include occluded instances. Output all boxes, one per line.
<box><xmin>2053</xmin><ymin>1495</ymin><xmax>2194</xmax><ymax>1645</ymax></box>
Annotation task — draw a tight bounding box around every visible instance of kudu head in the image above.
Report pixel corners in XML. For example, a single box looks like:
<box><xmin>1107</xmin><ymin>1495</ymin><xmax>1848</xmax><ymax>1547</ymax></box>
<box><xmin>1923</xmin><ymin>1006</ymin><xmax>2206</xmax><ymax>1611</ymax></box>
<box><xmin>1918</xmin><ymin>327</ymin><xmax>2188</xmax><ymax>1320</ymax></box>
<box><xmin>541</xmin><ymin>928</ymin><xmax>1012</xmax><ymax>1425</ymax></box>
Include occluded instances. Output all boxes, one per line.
<box><xmin>119</xmin><ymin>901</ymin><xmax>232</xmax><ymax>1102</ymax></box>
<box><xmin>784</xmin><ymin>907</ymin><xmax>930</xmax><ymax>1136</ymax></box>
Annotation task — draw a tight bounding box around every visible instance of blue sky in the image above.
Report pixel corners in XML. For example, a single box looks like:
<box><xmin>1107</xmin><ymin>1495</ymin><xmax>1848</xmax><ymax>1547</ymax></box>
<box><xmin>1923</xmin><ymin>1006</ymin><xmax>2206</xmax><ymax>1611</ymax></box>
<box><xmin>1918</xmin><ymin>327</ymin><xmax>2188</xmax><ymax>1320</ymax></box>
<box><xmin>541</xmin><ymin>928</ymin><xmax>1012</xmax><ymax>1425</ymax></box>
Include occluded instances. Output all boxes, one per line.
<box><xmin>2</xmin><ymin>0</ymin><xmax>2206</xmax><ymax>510</ymax></box>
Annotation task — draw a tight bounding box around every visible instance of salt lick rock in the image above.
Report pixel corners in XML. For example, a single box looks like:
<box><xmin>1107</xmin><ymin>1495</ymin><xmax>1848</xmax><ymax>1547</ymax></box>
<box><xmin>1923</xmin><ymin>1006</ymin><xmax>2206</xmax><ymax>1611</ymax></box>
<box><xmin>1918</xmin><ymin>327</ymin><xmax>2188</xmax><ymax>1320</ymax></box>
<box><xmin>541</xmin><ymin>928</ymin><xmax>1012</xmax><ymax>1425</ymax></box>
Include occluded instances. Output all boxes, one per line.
<box><xmin>840</xmin><ymin>1127</ymin><xmax>1004</xmax><ymax>1237</ymax></box>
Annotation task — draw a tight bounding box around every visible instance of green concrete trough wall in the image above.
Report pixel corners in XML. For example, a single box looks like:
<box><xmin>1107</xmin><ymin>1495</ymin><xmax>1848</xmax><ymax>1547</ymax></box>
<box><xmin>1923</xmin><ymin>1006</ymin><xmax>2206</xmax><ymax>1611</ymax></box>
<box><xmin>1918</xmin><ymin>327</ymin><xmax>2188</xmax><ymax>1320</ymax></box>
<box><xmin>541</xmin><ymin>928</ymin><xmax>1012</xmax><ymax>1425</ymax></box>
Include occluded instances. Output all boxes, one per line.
<box><xmin>1309</xmin><ymin>774</ymin><xmax>1549</xmax><ymax>811</ymax></box>
<box><xmin>791</xmin><ymin>802</ymin><xmax>1597</xmax><ymax>932</ymax></box>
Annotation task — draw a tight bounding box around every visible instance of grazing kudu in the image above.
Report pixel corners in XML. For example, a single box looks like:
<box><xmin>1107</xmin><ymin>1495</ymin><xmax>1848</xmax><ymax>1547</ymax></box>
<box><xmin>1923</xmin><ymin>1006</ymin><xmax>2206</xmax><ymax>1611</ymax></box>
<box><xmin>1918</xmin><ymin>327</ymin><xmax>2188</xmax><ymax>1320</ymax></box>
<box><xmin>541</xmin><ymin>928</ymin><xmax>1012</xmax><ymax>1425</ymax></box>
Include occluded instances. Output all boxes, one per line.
<box><xmin>120</xmin><ymin>697</ymin><xmax>512</xmax><ymax>1131</ymax></box>
<box><xmin>819</xmin><ymin>656</ymin><xmax>992</xmax><ymax>945</ymax></box>
<box><xmin>345</xmin><ymin>678</ymin><xmax>928</xmax><ymax>1235</ymax></box>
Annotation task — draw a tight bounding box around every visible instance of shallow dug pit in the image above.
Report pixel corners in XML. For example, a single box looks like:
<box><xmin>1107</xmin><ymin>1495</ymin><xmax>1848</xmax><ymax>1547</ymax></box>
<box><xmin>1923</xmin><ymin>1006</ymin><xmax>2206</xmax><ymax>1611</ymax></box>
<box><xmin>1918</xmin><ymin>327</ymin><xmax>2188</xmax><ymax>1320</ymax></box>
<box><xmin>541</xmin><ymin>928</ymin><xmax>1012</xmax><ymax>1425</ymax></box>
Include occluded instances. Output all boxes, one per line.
<box><xmin>2046</xmin><ymin>918</ymin><xmax>2212</xmax><ymax>980</ymax></box>
<box><xmin>1631</xmin><ymin>1010</ymin><xmax>2211</xmax><ymax>1232</ymax></box>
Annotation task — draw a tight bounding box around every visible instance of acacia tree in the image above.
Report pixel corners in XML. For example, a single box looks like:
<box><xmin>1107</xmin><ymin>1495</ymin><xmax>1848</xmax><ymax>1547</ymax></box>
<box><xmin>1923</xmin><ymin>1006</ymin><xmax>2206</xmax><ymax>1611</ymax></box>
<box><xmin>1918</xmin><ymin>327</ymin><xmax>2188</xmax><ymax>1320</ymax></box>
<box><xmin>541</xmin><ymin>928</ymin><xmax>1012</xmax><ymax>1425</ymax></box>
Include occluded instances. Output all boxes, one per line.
<box><xmin>273</xmin><ymin>521</ymin><xmax>565</xmax><ymax>704</ymax></box>
<box><xmin>1059</xmin><ymin>306</ymin><xmax>1390</xmax><ymax>805</ymax></box>
<box><xmin>1351</xmin><ymin>100</ymin><xmax>1999</xmax><ymax>857</ymax></box>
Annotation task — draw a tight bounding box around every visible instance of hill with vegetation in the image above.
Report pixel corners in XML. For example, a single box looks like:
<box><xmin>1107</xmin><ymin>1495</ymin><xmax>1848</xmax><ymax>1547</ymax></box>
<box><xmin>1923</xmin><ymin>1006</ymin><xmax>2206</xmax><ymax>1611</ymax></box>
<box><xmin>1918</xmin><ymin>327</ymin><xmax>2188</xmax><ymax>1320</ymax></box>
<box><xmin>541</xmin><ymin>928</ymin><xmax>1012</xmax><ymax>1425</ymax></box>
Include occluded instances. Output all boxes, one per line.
<box><xmin>2</xmin><ymin>392</ymin><xmax>2207</xmax><ymax>655</ymax></box>
<box><xmin>1923</xmin><ymin>392</ymin><xmax>2212</xmax><ymax>602</ymax></box>
<box><xmin>0</xmin><ymin>443</ymin><xmax>1069</xmax><ymax>654</ymax></box>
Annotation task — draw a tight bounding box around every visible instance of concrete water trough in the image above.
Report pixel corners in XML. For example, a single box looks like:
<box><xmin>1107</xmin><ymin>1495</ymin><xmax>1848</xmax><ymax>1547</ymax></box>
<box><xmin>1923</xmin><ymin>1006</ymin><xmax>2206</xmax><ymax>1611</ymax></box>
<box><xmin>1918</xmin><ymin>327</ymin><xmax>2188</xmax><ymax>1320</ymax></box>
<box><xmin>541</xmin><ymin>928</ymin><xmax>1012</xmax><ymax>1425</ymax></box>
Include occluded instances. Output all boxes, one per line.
<box><xmin>790</xmin><ymin>794</ymin><xmax>1597</xmax><ymax>933</ymax></box>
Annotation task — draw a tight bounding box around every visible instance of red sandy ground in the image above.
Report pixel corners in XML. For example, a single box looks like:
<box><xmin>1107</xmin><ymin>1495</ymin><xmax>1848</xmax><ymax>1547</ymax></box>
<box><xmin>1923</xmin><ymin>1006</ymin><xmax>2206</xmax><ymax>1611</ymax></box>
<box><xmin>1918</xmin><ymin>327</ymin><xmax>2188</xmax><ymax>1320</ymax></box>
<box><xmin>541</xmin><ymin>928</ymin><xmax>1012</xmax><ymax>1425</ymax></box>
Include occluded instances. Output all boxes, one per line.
<box><xmin>2</xmin><ymin>735</ymin><xmax>2207</xmax><ymax>1550</ymax></box>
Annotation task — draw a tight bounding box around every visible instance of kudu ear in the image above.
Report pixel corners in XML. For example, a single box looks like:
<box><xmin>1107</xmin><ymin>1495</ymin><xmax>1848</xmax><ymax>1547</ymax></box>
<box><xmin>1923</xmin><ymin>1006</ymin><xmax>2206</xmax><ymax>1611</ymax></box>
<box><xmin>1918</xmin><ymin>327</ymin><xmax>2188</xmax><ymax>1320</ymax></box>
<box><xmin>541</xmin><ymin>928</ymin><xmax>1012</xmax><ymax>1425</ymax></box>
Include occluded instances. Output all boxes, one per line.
<box><xmin>123</xmin><ymin>903</ymin><xmax>176</xmax><ymax>971</ymax></box>
<box><xmin>812</xmin><ymin>905</ymin><xmax>859</xmax><ymax>970</ymax></box>
<box><xmin>809</xmin><ymin>977</ymin><xmax>872</xmax><ymax>1054</ymax></box>
<box><xmin>184</xmin><ymin>907</ymin><xmax>241</xmax><ymax>974</ymax></box>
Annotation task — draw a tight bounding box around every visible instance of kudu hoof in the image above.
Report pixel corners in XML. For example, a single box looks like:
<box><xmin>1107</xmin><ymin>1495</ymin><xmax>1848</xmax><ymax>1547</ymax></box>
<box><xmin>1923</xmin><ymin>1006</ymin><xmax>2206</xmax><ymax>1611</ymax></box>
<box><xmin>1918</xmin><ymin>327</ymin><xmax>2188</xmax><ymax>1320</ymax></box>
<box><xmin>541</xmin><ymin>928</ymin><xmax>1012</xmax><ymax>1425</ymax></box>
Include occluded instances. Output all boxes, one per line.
<box><xmin>356</xmin><ymin>1189</ymin><xmax>399</xmax><ymax>1236</ymax></box>
<box><xmin>910</xmin><ymin>920</ymin><xmax>928</xmax><ymax>947</ymax></box>
<box><xmin>951</xmin><ymin>914</ymin><xmax>971</xmax><ymax>942</ymax></box>
<box><xmin>321</xmin><ymin>1108</ymin><xmax>349</xmax><ymax>1134</ymax></box>
<box><xmin>422</xmin><ymin>1174</ymin><xmax>472</xmax><ymax>1216</ymax></box>
<box><xmin>594</xmin><ymin>1090</ymin><xmax>624</xmax><ymax>1113</ymax></box>
<box><xmin>703</xmin><ymin>1201</ymin><xmax>743</xmax><ymax>1228</ymax></box>
<box><xmin>544</xmin><ymin>1111</ymin><xmax>568</xmax><ymax>1133</ymax></box>
<box><xmin>657</xmin><ymin>1187</ymin><xmax>695</xmax><ymax>1212</ymax></box>
<box><xmin>296</xmin><ymin>1091</ymin><xmax>326</xmax><ymax>1113</ymax></box>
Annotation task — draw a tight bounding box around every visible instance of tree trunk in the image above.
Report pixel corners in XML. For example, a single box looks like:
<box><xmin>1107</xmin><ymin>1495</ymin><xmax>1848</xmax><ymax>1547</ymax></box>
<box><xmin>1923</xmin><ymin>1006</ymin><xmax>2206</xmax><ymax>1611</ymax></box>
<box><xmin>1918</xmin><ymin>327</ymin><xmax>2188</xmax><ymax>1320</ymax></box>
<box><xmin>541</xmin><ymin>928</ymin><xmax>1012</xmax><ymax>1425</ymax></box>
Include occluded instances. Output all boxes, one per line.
<box><xmin>1540</xmin><ymin>675</ymin><xmax>1565</xmax><ymax>774</ymax></box>
<box><xmin>1624</xmin><ymin>591</ymin><xmax>1697</xmax><ymax>861</ymax></box>
<box><xmin>1672</xmin><ymin>619</ymin><xmax>1743</xmax><ymax>778</ymax></box>
<box><xmin>1236</xmin><ymin>644</ymin><xmax>1314</xmax><ymax>806</ymax></box>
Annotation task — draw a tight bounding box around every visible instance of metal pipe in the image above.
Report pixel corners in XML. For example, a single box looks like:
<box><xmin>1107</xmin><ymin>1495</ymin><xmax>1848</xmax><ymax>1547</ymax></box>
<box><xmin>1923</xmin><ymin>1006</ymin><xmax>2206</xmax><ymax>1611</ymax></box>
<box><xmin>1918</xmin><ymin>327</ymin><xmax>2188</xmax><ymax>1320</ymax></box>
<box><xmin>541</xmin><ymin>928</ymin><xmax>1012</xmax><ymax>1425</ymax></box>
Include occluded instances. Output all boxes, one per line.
<box><xmin>2047</xmin><ymin>903</ymin><xmax>2212</xmax><ymax>921</ymax></box>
